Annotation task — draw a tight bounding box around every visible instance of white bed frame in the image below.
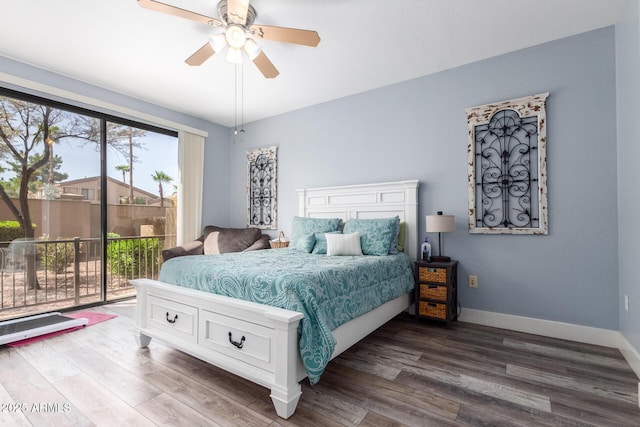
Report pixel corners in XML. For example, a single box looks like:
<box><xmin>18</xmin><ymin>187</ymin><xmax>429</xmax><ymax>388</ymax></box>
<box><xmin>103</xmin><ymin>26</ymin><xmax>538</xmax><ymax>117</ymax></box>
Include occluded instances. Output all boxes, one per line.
<box><xmin>131</xmin><ymin>180</ymin><xmax>419</xmax><ymax>419</ymax></box>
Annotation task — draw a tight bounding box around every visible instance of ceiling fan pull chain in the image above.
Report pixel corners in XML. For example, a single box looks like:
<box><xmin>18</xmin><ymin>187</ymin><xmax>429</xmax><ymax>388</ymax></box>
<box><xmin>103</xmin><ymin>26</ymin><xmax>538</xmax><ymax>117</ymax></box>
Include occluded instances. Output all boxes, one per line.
<box><xmin>234</xmin><ymin>62</ymin><xmax>238</xmax><ymax>134</ymax></box>
<box><xmin>241</xmin><ymin>62</ymin><xmax>245</xmax><ymax>133</ymax></box>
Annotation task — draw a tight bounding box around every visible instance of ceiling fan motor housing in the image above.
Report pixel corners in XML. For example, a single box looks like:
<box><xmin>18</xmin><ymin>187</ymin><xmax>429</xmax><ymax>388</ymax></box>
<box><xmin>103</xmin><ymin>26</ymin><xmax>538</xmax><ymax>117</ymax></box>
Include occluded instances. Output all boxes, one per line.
<box><xmin>218</xmin><ymin>0</ymin><xmax>256</xmax><ymax>27</ymax></box>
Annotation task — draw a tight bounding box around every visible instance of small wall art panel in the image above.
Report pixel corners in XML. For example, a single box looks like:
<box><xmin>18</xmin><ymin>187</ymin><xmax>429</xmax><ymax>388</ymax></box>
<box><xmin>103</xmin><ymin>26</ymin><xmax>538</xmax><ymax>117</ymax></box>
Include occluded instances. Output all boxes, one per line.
<box><xmin>247</xmin><ymin>146</ymin><xmax>277</xmax><ymax>229</ymax></box>
<box><xmin>466</xmin><ymin>93</ymin><xmax>549</xmax><ymax>234</ymax></box>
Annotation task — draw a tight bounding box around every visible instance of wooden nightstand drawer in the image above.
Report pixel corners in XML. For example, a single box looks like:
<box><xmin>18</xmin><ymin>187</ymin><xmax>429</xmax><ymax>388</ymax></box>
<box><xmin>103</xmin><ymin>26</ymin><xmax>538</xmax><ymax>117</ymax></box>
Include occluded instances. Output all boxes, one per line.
<box><xmin>418</xmin><ymin>266</ymin><xmax>447</xmax><ymax>283</ymax></box>
<box><xmin>419</xmin><ymin>301</ymin><xmax>447</xmax><ymax>320</ymax></box>
<box><xmin>420</xmin><ymin>284</ymin><xmax>447</xmax><ymax>301</ymax></box>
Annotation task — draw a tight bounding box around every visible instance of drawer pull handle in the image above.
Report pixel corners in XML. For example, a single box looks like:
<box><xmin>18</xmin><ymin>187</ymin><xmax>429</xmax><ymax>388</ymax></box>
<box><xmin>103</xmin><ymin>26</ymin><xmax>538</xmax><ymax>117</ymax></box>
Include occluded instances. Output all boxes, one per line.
<box><xmin>165</xmin><ymin>312</ymin><xmax>178</xmax><ymax>324</ymax></box>
<box><xmin>228</xmin><ymin>332</ymin><xmax>246</xmax><ymax>349</ymax></box>
<box><xmin>428</xmin><ymin>268</ymin><xmax>437</xmax><ymax>273</ymax></box>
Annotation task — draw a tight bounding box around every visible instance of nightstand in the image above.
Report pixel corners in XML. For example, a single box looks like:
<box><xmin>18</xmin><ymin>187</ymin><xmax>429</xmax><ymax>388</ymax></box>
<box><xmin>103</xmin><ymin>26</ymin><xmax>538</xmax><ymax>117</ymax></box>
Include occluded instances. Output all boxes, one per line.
<box><xmin>414</xmin><ymin>259</ymin><xmax>458</xmax><ymax>327</ymax></box>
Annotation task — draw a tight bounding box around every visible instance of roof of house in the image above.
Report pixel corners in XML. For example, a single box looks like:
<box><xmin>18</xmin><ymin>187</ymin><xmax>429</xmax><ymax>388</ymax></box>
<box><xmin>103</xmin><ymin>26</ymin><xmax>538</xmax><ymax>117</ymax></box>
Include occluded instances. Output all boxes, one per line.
<box><xmin>57</xmin><ymin>176</ymin><xmax>159</xmax><ymax>200</ymax></box>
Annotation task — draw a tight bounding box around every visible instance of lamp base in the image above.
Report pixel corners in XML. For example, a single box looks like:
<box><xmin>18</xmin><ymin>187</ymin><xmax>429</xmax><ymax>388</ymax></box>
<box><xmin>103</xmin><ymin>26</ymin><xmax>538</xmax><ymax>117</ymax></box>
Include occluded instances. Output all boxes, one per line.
<box><xmin>429</xmin><ymin>255</ymin><xmax>451</xmax><ymax>263</ymax></box>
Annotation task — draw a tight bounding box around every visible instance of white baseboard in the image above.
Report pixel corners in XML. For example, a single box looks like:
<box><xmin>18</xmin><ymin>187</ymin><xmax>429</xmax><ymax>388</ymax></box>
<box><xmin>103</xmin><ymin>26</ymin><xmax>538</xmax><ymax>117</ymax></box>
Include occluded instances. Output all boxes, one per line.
<box><xmin>617</xmin><ymin>333</ymin><xmax>640</xmax><ymax>408</ymax></box>
<box><xmin>459</xmin><ymin>308</ymin><xmax>640</xmax><ymax>407</ymax></box>
<box><xmin>458</xmin><ymin>308</ymin><xmax>619</xmax><ymax>347</ymax></box>
<box><xmin>618</xmin><ymin>333</ymin><xmax>640</xmax><ymax>377</ymax></box>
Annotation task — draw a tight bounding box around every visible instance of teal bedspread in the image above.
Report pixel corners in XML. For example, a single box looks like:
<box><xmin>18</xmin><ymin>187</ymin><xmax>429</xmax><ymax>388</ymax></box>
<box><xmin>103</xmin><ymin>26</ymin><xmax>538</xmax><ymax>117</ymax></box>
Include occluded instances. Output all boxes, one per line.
<box><xmin>159</xmin><ymin>248</ymin><xmax>414</xmax><ymax>384</ymax></box>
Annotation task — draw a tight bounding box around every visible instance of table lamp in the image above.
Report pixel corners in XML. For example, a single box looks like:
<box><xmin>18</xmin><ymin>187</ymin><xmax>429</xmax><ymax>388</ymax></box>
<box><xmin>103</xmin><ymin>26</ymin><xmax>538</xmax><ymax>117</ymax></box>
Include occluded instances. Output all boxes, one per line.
<box><xmin>426</xmin><ymin>211</ymin><xmax>455</xmax><ymax>262</ymax></box>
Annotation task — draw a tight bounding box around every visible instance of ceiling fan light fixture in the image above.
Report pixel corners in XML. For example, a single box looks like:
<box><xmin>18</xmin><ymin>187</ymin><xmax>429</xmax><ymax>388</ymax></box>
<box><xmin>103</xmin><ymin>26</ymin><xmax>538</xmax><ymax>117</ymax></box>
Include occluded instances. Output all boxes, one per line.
<box><xmin>243</xmin><ymin>37</ymin><xmax>262</xmax><ymax>60</ymax></box>
<box><xmin>226</xmin><ymin>47</ymin><xmax>244</xmax><ymax>64</ymax></box>
<box><xmin>209</xmin><ymin>33</ymin><xmax>227</xmax><ymax>52</ymax></box>
<box><xmin>225</xmin><ymin>25</ymin><xmax>247</xmax><ymax>49</ymax></box>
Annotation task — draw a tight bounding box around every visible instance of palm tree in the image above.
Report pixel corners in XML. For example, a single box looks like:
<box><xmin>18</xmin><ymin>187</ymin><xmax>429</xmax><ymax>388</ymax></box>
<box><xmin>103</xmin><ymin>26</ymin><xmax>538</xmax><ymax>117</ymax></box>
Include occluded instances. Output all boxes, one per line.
<box><xmin>151</xmin><ymin>170</ymin><xmax>172</xmax><ymax>207</ymax></box>
<box><xmin>115</xmin><ymin>164</ymin><xmax>130</xmax><ymax>183</ymax></box>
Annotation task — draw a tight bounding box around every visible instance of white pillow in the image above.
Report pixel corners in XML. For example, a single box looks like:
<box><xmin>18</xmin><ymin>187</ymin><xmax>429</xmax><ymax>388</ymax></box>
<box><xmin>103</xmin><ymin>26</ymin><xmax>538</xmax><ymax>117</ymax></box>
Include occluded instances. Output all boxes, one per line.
<box><xmin>203</xmin><ymin>231</ymin><xmax>220</xmax><ymax>255</ymax></box>
<box><xmin>326</xmin><ymin>232</ymin><xmax>363</xmax><ymax>256</ymax></box>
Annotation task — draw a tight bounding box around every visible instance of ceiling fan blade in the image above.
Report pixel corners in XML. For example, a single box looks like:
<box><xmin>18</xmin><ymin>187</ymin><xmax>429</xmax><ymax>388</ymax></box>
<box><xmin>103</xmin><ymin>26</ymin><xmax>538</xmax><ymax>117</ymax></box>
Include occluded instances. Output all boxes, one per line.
<box><xmin>138</xmin><ymin>0</ymin><xmax>221</xmax><ymax>26</ymax></box>
<box><xmin>185</xmin><ymin>43</ymin><xmax>216</xmax><ymax>66</ymax></box>
<box><xmin>250</xmin><ymin>25</ymin><xmax>320</xmax><ymax>47</ymax></box>
<box><xmin>227</xmin><ymin>0</ymin><xmax>250</xmax><ymax>25</ymax></box>
<box><xmin>253</xmin><ymin>51</ymin><xmax>280</xmax><ymax>79</ymax></box>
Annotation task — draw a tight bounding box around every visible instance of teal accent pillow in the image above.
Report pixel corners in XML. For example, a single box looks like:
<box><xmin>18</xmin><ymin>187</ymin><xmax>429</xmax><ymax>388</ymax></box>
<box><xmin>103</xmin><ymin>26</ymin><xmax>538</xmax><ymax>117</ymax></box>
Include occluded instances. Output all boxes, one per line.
<box><xmin>343</xmin><ymin>217</ymin><xmax>397</xmax><ymax>256</ymax></box>
<box><xmin>290</xmin><ymin>216</ymin><xmax>342</xmax><ymax>248</ymax></box>
<box><xmin>295</xmin><ymin>233</ymin><xmax>316</xmax><ymax>253</ymax></box>
<box><xmin>312</xmin><ymin>231</ymin><xmax>341</xmax><ymax>254</ymax></box>
<box><xmin>388</xmin><ymin>216</ymin><xmax>401</xmax><ymax>254</ymax></box>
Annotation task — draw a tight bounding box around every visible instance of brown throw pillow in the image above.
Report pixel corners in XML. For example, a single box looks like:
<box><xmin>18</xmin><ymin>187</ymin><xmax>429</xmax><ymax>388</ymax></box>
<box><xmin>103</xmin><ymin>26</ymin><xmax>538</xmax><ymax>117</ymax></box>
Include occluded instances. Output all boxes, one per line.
<box><xmin>201</xmin><ymin>226</ymin><xmax>262</xmax><ymax>253</ymax></box>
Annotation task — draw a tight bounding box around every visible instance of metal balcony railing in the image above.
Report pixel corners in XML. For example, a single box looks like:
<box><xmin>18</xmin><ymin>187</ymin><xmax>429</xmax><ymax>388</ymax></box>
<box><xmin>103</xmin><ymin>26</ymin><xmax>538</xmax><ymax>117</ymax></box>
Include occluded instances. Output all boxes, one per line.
<box><xmin>0</xmin><ymin>235</ymin><xmax>172</xmax><ymax>320</ymax></box>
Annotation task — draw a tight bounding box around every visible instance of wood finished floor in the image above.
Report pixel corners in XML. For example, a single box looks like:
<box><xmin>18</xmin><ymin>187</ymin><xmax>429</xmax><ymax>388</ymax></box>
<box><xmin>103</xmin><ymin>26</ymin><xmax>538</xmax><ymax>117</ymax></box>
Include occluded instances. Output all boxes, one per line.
<box><xmin>0</xmin><ymin>301</ymin><xmax>638</xmax><ymax>426</ymax></box>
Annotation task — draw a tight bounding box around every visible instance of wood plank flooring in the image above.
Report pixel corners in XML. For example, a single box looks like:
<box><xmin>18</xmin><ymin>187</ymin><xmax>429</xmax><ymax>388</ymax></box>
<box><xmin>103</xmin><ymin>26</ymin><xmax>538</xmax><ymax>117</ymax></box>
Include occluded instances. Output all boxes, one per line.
<box><xmin>1</xmin><ymin>300</ymin><xmax>638</xmax><ymax>426</ymax></box>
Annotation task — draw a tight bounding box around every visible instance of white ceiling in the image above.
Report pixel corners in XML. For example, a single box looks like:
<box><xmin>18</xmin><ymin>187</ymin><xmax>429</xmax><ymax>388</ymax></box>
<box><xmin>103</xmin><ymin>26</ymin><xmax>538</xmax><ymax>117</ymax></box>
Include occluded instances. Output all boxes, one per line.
<box><xmin>0</xmin><ymin>0</ymin><xmax>624</xmax><ymax>127</ymax></box>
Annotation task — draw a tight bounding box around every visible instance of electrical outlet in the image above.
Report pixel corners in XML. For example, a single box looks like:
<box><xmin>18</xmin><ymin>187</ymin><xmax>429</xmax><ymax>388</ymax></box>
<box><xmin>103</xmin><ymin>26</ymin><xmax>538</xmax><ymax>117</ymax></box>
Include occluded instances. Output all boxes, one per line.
<box><xmin>625</xmin><ymin>295</ymin><xmax>629</xmax><ymax>312</ymax></box>
<box><xmin>469</xmin><ymin>275</ymin><xmax>478</xmax><ymax>288</ymax></box>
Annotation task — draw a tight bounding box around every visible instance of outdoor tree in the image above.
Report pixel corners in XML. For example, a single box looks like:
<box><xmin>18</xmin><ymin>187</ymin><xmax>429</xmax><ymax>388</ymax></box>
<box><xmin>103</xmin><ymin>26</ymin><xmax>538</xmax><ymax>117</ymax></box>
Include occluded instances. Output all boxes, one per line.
<box><xmin>115</xmin><ymin>164</ymin><xmax>130</xmax><ymax>183</ymax></box>
<box><xmin>32</xmin><ymin>152</ymin><xmax>69</xmax><ymax>186</ymax></box>
<box><xmin>151</xmin><ymin>170</ymin><xmax>172</xmax><ymax>207</ymax></box>
<box><xmin>105</xmin><ymin>125</ymin><xmax>146</xmax><ymax>204</ymax></box>
<box><xmin>76</xmin><ymin>123</ymin><xmax>146</xmax><ymax>204</ymax></box>
<box><xmin>1</xmin><ymin>152</ymin><xmax>68</xmax><ymax>197</ymax></box>
<box><xmin>0</xmin><ymin>95</ymin><xmax>99</xmax><ymax>288</ymax></box>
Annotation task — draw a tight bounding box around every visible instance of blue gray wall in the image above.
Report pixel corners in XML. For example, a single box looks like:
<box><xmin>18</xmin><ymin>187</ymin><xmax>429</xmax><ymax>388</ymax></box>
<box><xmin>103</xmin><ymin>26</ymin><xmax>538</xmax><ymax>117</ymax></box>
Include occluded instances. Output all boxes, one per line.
<box><xmin>616</xmin><ymin>1</ymin><xmax>640</xmax><ymax>353</ymax></box>
<box><xmin>223</xmin><ymin>27</ymin><xmax>619</xmax><ymax>331</ymax></box>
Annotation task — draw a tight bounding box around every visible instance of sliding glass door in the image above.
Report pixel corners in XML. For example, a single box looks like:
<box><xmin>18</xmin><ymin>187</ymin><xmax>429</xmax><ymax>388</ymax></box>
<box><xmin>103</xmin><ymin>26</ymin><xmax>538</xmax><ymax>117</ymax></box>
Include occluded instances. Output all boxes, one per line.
<box><xmin>105</xmin><ymin>123</ymin><xmax>177</xmax><ymax>301</ymax></box>
<box><xmin>0</xmin><ymin>88</ymin><xmax>177</xmax><ymax>319</ymax></box>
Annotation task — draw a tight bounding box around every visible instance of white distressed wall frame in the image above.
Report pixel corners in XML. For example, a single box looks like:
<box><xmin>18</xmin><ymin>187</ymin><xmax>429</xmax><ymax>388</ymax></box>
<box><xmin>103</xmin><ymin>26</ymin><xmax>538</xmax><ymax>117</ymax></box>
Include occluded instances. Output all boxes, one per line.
<box><xmin>466</xmin><ymin>93</ymin><xmax>549</xmax><ymax>235</ymax></box>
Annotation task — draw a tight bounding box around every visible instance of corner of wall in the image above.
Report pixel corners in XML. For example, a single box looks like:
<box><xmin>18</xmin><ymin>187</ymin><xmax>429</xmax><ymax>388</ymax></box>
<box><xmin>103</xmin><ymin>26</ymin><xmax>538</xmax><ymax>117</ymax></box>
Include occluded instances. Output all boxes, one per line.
<box><xmin>618</xmin><ymin>332</ymin><xmax>640</xmax><ymax>380</ymax></box>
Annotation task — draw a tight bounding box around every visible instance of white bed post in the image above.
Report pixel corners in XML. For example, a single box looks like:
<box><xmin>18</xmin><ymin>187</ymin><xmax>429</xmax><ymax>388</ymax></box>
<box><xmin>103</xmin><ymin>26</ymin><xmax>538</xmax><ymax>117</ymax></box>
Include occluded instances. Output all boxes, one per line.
<box><xmin>268</xmin><ymin>312</ymin><xmax>303</xmax><ymax>419</ymax></box>
<box><xmin>134</xmin><ymin>284</ymin><xmax>152</xmax><ymax>348</ymax></box>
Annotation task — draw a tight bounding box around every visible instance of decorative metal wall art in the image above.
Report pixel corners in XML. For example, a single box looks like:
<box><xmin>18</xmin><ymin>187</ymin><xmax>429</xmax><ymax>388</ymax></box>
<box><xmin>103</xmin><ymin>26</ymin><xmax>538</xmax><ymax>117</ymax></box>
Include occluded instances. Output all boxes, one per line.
<box><xmin>466</xmin><ymin>93</ymin><xmax>549</xmax><ymax>234</ymax></box>
<box><xmin>247</xmin><ymin>146</ymin><xmax>277</xmax><ymax>229</ymax></box>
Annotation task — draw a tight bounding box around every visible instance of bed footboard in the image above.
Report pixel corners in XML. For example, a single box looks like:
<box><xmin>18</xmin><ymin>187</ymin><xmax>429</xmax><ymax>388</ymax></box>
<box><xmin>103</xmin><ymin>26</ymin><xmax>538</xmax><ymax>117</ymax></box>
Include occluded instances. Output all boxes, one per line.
<box><xmin>130</xmin><ymin>278</ymin><xmax>304</xmax><ymax>419</ymax></box>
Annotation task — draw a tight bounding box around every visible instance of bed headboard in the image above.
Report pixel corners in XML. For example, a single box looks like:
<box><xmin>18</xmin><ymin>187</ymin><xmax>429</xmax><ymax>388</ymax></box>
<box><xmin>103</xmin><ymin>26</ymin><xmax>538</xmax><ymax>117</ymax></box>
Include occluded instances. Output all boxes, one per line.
<box><xmin>296</xmin><ymin>180</ymin><xmax>420</xmax><ymax>260</ymax></box>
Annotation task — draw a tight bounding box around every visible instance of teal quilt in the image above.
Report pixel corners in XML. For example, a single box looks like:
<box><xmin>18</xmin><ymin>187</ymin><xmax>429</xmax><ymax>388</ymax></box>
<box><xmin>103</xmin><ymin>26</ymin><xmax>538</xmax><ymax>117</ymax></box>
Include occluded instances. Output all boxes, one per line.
<box><xmin>159</xmin><ymin>248</ymin><xmax>414</xmax><ymax>384</ymax></box>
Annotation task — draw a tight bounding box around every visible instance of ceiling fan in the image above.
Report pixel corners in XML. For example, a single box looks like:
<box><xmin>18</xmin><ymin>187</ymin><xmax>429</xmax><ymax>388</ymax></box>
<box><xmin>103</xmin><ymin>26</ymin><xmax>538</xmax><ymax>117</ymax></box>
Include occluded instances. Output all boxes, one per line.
<box><xmin>138</xmin><ymin>0</ymin><xmax>321</xmax><ymax>78</ymax></box>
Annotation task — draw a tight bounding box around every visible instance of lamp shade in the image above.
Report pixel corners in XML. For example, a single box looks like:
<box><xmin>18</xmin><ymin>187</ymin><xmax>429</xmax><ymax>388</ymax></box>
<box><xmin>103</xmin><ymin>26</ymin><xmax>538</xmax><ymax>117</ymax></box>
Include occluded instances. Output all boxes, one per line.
<box><xmin>225</xmin><ymin>47</ymin><xmax>243</xmax><ymax>64</ymax></box>
<box><xmin>209</xmin><ymin>34</ymin><xmax>227</xmax><ymax>52</ymax></box>
<box><xmin>243</xmin><ymin>38</ymin><xmax>262</xmax><ymax>60</ymax></box>
<box><xmin>426</xmin><ymin>214</ymin><xmax>455</xmax><ymax>233</ymax></box>
<box><xmin>225</xmin><ymin>25</ymin><xmax>247</xmax><ymax>49</ymax></box>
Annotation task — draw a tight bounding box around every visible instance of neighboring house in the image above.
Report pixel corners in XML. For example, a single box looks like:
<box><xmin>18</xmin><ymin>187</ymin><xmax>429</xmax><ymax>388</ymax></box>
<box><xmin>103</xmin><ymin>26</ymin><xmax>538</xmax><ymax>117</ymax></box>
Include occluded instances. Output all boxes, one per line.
<box><xmin>47</xmin><ymin>176</ymin><xmax>159</xmax><ymax>206</ymax></box>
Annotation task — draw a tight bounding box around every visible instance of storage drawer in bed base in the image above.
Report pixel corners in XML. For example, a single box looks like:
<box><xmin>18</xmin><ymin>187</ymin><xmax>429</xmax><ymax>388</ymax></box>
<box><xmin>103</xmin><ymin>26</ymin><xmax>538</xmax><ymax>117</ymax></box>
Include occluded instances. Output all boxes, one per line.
<box><xmin>199</xmin><ymin>309</ymin><xmax>276</xmax><ymax>373</ymax></box>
